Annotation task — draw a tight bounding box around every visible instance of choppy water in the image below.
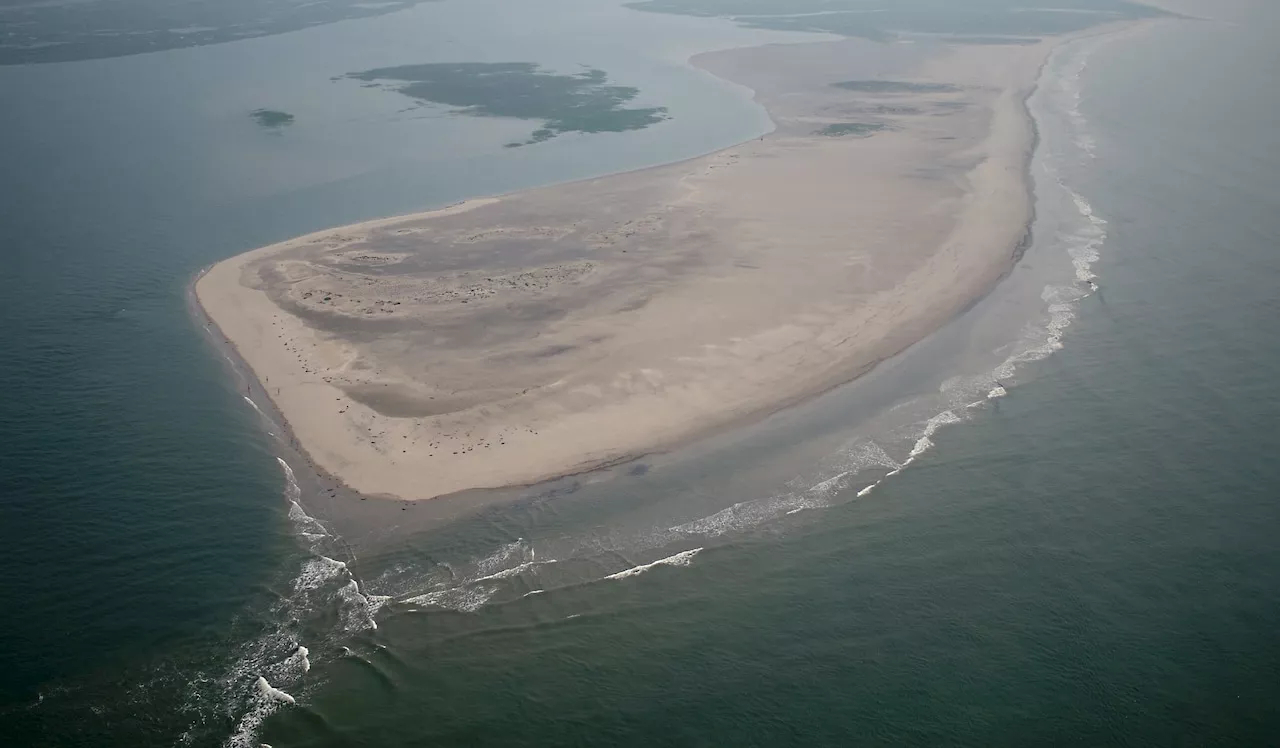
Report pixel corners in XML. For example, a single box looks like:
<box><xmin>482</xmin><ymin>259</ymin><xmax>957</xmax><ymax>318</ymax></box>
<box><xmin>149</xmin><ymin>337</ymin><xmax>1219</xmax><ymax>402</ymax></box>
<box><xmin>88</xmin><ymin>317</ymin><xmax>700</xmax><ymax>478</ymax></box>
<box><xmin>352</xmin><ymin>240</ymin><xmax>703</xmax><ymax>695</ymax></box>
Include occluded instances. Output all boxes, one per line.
<box><xmin>4</xmin><ymin>1</ymin><xmax>1280</xmax><ymax>745</ymax></box>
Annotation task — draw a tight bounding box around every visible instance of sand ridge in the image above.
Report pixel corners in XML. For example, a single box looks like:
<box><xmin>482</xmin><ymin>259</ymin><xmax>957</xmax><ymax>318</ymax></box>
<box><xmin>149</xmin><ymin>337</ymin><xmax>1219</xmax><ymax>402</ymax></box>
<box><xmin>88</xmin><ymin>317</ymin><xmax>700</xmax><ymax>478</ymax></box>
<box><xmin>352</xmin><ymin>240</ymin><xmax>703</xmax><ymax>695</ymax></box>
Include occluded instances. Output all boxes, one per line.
<box><xmin>198</xmin><ymin>34</ymin><xmax>1070</xmax><ymax>500</ymax></box>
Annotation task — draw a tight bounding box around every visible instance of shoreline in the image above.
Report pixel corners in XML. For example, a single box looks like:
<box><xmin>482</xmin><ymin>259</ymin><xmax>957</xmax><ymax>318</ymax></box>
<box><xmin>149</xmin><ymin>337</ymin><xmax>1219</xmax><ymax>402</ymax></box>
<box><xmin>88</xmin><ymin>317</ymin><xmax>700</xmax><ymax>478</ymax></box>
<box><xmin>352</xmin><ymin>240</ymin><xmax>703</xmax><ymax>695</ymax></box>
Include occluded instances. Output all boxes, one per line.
<box><xmin>194</xmin><ymin>23</ymin><xmax>1141</xmax><ymax>503</ymax></box>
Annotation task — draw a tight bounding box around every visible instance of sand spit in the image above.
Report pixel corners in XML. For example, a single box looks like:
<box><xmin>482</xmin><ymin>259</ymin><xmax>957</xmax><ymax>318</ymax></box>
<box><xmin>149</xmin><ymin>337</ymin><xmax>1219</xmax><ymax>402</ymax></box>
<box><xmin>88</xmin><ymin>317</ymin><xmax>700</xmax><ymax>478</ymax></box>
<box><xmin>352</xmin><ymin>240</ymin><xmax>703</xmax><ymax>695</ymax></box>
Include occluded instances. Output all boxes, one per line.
<box><xmin>197</xmin><ymin>34</ymin><xmax>1069</xmax><ymax>501</ymax></box>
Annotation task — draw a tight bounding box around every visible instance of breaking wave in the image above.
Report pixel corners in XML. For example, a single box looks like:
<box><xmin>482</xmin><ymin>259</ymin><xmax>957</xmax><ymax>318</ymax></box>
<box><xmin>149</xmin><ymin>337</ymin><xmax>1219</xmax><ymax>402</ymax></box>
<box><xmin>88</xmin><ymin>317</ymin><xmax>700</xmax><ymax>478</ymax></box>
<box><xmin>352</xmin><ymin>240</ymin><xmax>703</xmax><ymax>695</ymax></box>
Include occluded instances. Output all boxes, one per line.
<box><xmin>403</xmin><ymin>584</ymin><xmax>499</xmax><ymax>613</ymax></box>
<box><xmin>634</xmin><ymin>25</ymin><xmax>1117</xmax><ymax>544</ymax></box>
<box><xmin>604</xmin><ymin>548</ymin><xmax>703</xmax><ymax>580</ymax></box>
<box><xmin>255</xmin><ymin>677</ymin><xmax>295</xmax><ymax>705</ymax></box>
<box><xmin>168</xmin><ymin>457</ymin><xmax>383</xmax><ymax>748</ymax></box>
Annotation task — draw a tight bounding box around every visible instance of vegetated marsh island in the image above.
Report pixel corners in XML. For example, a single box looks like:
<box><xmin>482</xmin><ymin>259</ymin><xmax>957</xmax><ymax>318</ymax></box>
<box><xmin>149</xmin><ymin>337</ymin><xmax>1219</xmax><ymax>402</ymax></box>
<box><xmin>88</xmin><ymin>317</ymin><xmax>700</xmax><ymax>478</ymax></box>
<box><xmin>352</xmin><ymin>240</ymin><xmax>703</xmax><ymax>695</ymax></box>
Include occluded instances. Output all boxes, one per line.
<box><xmin>197</xmin><ymin>3</ymin><xmax>1168</xmax><ymax>503</ymax></box>
<box><xmin>344</xmin><ymin>63</ymin><xmax>669</xmax><ymax>147</ymax></box>
<box><xmin>251</xmin><ymin>109</ymin><xmax>295</xmax><ymax>129</ymax></box>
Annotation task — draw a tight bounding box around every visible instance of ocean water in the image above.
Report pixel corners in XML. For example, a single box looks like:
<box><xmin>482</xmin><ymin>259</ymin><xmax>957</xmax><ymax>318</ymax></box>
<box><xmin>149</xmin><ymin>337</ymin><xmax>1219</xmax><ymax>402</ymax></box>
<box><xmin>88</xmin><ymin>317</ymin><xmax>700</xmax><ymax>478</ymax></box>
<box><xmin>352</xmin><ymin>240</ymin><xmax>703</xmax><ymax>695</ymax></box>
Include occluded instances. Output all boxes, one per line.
<box><xmin>0</xmin><ymin>1</ymin><xmax>799</xmax><ymax>741</ymax></box>
<box><xmin>4</xmin><ymin>0</ymin><xmax>1280</xmax><ymax>745</ymax></box>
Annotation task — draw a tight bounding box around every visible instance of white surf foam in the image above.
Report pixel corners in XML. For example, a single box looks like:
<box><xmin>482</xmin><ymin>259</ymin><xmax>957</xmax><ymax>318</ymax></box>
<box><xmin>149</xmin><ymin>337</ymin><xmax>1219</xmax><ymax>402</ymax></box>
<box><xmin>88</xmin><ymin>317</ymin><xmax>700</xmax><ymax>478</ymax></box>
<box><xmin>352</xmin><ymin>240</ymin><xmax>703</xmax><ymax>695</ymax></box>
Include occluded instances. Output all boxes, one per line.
<box><xmin>360</xmin><ymin>25</ymin><xmax>1127</xmax><ymax>639</ymax></box>
<box><xmin>275</xmin><ymin>458</ymin><xmax>330</xmax><ymax>544</ymax></box>
<box><xmin>475</xmin><ymin>539</ymin><xmax>529</xmax><ymax>576</ymax></box>
<box><xmin>1052</xmin><ymin>33</ymin><xmax>1103</xmax><ymax>159</ymax></box>
<box><xmin>293</xmin><ymin>557</ymin><xmax>347</xmax><ymax>593</ymax></box>
<box><xmin>868</xmin><ymin>28</ymin><xmax>1112</xmax><ymax>493</ymax></box>
<box><xmin>906</xmin><ymin>410</ymin><xmax>963</xmax><ymax>459</ymax></box>
<box><xmin>289</xmin><ymin>646</ymin><xmax>309</xmax><ymax>674</ymax></box>
<box><xmin>255</xmin><ymin>677</ymin><xmax>294</xmax><ymax>705</ymax></box>
<box><xmin>337</xmin><ymin>579</ymin><xmax>381</xmax><ymax>632</ymax></box>
<box><xmin>667</xmin><ymin>495</ymin><xmax>799</xmax><ymax>539</ymax></box>
<box><xmin>1064</xmin><ymin>186</ymin><xmax>1107</xmax><ymax>283</ymax></box>
<box><xmin>225</xmin><ymin>704</ymin><xmax>278</xmax><ymax>748</ymax></box>
<box><xmin>276</xmin><ymin>458</ymin><xmax>298</xmax><ymax>496</ymax></box>
<box><xmin>360</xmin><ymin>539</ymin><xmax>550</xmax><ymax>616</ymax></box>
<box><xmin>225</xmin><ymin>676</ymin><xmax>297</xmax><ymax>746</ymax></box>
<box><xmin>472</xmin><ymin>559</ymin><xmax>556</xmax><ymax>583</ymax></box>
<box><xmin>403</xmin><ymin>584</ymin><xmax>498</xmax><ymax>612</ymax></box>
<box><xmin>214</xmin><ymin>627</ymin><xmax>308</xmax><ymax>748</ymax></box>
<box><xmin>664</xmin><ymin>438</ymin><xmax>905</xmax><ymax>540</ymax></box>
<box><xmin>205</xmin><ymin>458</ymin><xmax>387</xmax><ymax>746</ymax></box>
<box><xmin>210</xmin><ymin>63</ymin><xmax>1121</xmax><ymax>741</ymax></box>
<box><xmin>807</xmin><ymin>470</ymin><xmax>851</xmax><ymax>498</ymax></box>
<box><xmin>605</xmin><ymin>548</ymin><xmax>702</xmax><ymax>581</ymax></box>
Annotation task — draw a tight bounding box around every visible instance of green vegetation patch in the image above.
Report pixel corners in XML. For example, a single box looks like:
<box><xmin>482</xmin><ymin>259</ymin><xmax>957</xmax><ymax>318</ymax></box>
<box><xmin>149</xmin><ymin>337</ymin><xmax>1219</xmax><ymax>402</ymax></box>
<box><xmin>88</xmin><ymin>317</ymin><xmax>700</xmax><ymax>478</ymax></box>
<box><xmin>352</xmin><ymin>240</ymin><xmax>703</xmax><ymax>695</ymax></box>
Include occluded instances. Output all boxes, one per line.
<box><xmin>817</xmin><ymin>122</ymin><xmax>887</xmax><ymax>137</ymax></box>
<box><xmin>832</xmin><ymin>81</ymin><xmax>960</xmax><ymax>94</ymax></box>
<box><xmin>250</xmin><ymin>109</ymin><xmax>295</xmax><ymax>128</ymax></box>
<box><xmin>345</xmin><ymin>63</ymin><xmax>668</xmax><ymax>147</ymax></box>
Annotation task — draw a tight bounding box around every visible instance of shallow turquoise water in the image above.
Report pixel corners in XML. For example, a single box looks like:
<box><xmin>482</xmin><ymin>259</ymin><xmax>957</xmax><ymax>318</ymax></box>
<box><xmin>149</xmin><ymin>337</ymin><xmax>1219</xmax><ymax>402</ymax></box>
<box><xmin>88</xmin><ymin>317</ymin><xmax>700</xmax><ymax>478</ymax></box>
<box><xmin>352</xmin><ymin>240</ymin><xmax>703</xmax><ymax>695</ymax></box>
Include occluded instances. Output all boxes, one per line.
<box><xmin>3</xmin><ymin>1</ymin><xmax>1279</xmax><ymax>745</ymax></box>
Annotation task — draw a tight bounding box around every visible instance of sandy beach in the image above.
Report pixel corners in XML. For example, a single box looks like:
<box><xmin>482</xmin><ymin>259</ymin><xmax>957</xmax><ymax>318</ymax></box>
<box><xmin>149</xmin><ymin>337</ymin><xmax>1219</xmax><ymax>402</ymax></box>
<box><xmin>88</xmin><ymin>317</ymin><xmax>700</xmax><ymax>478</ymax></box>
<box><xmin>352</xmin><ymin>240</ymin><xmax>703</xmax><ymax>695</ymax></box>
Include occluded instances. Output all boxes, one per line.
<box><xmin>197</xmin><ymin>33</ymin><xmax>1071</xmax><ymax>501</ymax></box>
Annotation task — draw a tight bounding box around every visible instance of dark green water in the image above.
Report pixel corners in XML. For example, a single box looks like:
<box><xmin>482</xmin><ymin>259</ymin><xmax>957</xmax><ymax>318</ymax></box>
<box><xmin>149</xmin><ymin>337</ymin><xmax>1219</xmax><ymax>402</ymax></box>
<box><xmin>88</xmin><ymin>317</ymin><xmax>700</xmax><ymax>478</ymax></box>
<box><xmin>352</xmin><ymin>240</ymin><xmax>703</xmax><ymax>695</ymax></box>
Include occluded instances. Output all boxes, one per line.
<box><xmin>264</xmin><ymin>4</ymin><xmax>1280</xmax><ymax>745</ymax></box>
<box><xmin>0</xmin><ymin>1</ymin><xmax>790</xmax><ymax>742</ymax></box>
<box><xmin>3</xmin><ymin>0</ymin><xmax>1279</xmax><ymax>745</ymax></box>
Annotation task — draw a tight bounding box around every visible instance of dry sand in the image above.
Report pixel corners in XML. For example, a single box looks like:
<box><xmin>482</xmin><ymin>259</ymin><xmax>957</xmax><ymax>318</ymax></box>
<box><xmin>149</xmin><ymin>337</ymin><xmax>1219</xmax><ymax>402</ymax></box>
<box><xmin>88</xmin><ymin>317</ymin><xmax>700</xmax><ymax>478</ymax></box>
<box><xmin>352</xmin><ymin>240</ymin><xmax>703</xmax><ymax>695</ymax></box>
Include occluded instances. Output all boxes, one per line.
<box><xmin>197</xmin><ymin>34</ymin><xmax>1068</xmax><ymax>501</ymax></box>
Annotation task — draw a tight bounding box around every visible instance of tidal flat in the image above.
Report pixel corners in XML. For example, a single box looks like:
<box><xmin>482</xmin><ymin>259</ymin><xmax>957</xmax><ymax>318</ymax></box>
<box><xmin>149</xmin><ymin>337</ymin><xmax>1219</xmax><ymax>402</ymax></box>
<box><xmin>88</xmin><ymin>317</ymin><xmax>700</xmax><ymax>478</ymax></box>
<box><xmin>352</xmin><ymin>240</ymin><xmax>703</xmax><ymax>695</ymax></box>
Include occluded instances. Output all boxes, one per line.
<box><xmin>832</xmin><ymin>80</ymin><xmax>960</xmax><ymax>94</ymax></box>
<box><xmin>199</xmin><ymin>32</ymin><xmax>1053</xmax><ymax>501</ymax></box>
<box><xmin>816</xmin><ymin>122</ymin><xmax>887</xmax><ymax>137</ymax></box>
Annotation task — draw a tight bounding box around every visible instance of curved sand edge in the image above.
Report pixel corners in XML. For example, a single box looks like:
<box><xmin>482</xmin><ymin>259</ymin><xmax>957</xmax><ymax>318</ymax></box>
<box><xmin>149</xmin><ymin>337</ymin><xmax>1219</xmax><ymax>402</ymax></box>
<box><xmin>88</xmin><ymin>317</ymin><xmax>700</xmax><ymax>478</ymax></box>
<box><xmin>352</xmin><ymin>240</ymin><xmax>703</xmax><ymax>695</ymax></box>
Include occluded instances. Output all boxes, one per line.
<box><xmin>195</xmin><ymin>28</ymin><xmax>1120</xmax><ymax>501</ymax></box>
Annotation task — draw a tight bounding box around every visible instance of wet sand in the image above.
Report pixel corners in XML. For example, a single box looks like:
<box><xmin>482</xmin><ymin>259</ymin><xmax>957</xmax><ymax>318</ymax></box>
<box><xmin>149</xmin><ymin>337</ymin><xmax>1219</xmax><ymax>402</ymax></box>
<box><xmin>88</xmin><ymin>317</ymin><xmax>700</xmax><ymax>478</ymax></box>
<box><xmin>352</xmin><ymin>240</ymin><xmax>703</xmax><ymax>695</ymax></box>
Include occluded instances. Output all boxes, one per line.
<box><xmin>197</xmin><ymin>34</ymin><xmax>1071</xmax><ymax>501</ymax></box>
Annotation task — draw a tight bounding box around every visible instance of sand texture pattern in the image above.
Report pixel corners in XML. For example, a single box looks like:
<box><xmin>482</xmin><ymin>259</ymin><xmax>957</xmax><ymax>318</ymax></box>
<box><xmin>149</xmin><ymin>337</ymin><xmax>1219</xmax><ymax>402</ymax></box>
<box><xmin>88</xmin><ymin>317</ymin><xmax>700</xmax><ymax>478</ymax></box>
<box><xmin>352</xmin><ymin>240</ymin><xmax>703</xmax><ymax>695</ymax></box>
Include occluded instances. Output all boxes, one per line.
<box><xmin>198</xmin><ymin>35</ymin><xmax>1061</xmax><ymax>500</ymax></box>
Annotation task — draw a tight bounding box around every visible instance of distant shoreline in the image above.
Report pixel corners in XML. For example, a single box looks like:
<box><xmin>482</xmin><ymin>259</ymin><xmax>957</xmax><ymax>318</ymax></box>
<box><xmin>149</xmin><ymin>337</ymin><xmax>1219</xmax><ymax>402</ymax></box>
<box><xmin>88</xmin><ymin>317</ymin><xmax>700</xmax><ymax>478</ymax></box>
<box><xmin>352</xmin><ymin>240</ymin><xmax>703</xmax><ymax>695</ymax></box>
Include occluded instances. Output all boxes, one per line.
<box><xmin>194</xmin><ymin>21</ymin><xmax>1147</xmax><ymax>503</ymax></box>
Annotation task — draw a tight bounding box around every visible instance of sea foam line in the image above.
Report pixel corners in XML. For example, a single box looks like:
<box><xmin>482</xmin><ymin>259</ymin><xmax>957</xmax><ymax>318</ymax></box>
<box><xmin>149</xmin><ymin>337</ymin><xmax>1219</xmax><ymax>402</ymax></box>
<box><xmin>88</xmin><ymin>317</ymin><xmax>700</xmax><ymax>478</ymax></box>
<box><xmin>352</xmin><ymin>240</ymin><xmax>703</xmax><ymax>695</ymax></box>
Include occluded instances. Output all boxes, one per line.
<box><xmin>386</xmin><ymin>538</ymin><xmax>558</xmax><ymax>612</ymax></box>
<box><xmin>402</xmin><ymin>584</ymin><xmax>499</xmax><ymax>613</ymax></box>
<box><xmin>605</xmin><ymin>548</ymin><xmax>703</xmax><ymax>581</ymax></box>
<box><xmin>624</xmin><ymin>162</ymin><xmax>1102</xmax><ymax>569</ymax></box>
<box><xmin>208</xmin><ymin>458</ymin><xmax>383</xmax><ymax>747</ymax></box>
<box><xmin>763</xmin><ymin>30</ymin><xmax>1113</xmax><ymax>514</ymax></box>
